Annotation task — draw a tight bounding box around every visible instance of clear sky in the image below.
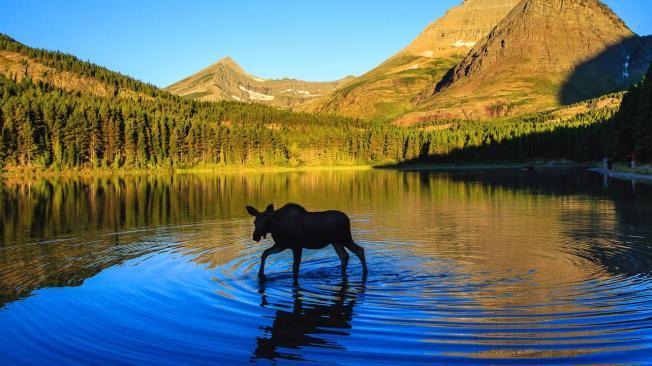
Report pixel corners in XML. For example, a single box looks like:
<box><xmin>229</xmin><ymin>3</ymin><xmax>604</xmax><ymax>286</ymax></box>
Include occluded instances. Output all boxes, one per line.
<box><xmin>1</xmin><ymin>0</ymin><xmax>650</xmax><ymax>87</ymax></box>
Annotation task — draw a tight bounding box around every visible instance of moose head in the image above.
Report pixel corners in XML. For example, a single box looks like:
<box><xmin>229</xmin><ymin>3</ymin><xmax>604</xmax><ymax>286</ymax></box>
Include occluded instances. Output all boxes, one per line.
<box><xmin>246</xmin><ymin>204</ymin><xmax>275</xmax><ymax>242</ymax></box>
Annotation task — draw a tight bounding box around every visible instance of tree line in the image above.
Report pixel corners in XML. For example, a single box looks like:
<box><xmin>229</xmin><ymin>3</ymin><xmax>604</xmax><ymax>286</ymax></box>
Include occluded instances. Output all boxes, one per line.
<box><xmin>0</xmin><ymin>74</ymin><xmax>644</xmax><ymax>170</ymax></box>
<box><xmin>0</xmin><ymin>73</ymin><xmax>624</xmax><ymax>170</ymax></box>
<box><xmin>611</xmin><ymin>65</ymin><xmax>652</xmax><ymax>162</ymax></box>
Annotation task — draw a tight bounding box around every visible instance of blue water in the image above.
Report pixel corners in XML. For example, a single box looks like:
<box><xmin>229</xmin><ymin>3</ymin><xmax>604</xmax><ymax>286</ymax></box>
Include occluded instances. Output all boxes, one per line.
<box><xmin>1</xmin><ymin>169</ymin><xmax>652</xmax><ymax>365</ymax></box>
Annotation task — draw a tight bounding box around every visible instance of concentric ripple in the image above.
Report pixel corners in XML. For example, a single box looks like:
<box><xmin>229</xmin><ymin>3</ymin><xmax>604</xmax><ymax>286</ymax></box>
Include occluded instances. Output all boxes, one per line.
<box><xmin>1</xmin><ymin>170</ymin><xmax>652</xmax><ymax>365</ymax></box>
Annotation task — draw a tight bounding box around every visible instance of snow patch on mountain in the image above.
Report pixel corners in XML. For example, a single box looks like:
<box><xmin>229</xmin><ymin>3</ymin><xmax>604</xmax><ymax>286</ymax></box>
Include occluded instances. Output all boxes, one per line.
<box><xmin>238</xmin><ymin>85</ymin><xmax>275</xmax><ymax>101</ymax></box>
<box><xmin>281</xmin><ymin>89</ymin><xmax>322</xmax><ymax>97</ymax></box>
<box><xmin>451</xmin><ymin>40</ymin><xmax>476</xmax><ymax>48</ymax></box>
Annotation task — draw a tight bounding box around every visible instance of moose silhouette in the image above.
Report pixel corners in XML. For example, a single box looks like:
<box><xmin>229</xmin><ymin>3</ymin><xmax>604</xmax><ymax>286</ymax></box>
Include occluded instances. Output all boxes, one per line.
<box><xmin>246</xmin><ymin>203</ymin><xmax>368</xmax><ymax>282</ymax></box>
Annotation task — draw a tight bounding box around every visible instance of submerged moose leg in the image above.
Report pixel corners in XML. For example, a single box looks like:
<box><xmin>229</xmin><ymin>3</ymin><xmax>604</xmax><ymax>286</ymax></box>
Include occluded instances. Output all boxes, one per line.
<box><xmin>292</xmin><ymin>248</ymin><xmax>303</xmax><ymax>283</ymax></box>
<box><xmin>333</xmin><ymin>244</ymin><xmax>350</xmax><ymax>276</ymax></box>
<box><xmin>345</xmin><ymin>241</ymin><xmax>368</xmax><ymax>274</ymax></box>
<box><xmin>259</xmin><ymin>245</ymin><xmax>284</xmax><ymax>278</ymax></box>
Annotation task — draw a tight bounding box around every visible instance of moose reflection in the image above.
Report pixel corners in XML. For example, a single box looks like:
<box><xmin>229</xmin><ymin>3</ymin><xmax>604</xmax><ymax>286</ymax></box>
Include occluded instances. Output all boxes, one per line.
<box><xmin>253</xmin><ymin>279</ymin><xmax>365</xmax><ymax>361</ymax></box>
<box><xmin>246</xmin><ymin>204</ymin><xmax>368</xmax><ymax>282</ymax></box>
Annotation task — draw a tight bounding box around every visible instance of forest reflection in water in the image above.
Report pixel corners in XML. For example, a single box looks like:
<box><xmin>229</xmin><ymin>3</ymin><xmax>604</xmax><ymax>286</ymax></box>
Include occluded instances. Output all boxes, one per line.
<box><xmin>1</xmin><ymin>168</ymin><xmax>652</xmax><ymax>364</ymax></box>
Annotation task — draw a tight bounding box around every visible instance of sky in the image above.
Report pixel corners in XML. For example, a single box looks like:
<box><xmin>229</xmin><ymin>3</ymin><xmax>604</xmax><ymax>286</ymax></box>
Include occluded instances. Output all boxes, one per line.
<box><xmin>1</xmin><ymin>0</ymin><xmax>651</xmax><ymax>87</ymax></box>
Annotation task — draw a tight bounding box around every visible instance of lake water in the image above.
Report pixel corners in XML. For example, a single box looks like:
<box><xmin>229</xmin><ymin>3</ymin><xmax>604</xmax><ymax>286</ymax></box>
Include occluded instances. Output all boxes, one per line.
<box><xmin>1</xmin><ymin>169</ymin><xmax>652</xmax><ymax>365</ymax></box>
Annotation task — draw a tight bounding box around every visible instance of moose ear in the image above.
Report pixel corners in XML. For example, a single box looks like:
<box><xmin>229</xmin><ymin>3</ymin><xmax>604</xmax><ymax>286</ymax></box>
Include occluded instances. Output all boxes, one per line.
<box><xmin>265</xmin><ymin>204</ymin><xmax>275</xmax><ymax>215</ymax></box>
<box><xmin>246</xmin><ymin>206</ymin><xmax>259</xmax><ymax>217</ymax></box>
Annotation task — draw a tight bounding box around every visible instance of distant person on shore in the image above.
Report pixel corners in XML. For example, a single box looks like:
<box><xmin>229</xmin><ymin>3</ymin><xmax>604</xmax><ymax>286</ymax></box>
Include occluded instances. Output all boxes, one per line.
<box><xmin>608</xmin><ymin>158</ymin><xmax>613</xmax><ymax>171</ymax></box>
<box><xmin>631</xmin><ymin>152</ymin><xmax>637</xmax><ymax>169</ymax></box>
<box><xmin>603</xmin><ymin>157</ymin><xmax>609</xmax><ymax>170</ymax></box>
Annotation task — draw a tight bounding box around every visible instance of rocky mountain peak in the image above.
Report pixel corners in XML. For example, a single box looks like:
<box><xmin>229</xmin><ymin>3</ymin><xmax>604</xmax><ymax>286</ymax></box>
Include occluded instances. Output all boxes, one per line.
<box><xmin>404</xmin><ymin>0</ymin><xmax>652</xmax><ymax>120</ymax></box>
<box><xmin>165</xmin><ymin>57</ymin><xmax>353</xmax><ymax>107</ymax></box>
<box><xmin>440</xmin><ymin>0</ymin><xmax>635</xmax><ymax>88</ymax></box>
<box><xmin>400</xmin><ymin>0</ymin><xmax>521</xmax><ymax>58</ymax></box>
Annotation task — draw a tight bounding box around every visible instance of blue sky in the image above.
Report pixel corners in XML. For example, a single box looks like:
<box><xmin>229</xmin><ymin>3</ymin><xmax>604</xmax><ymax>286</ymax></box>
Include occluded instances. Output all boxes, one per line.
<box><xmin>1</xmin><ymin>0</ymin><xmax>650</xmax><ymax>87</ymax></box>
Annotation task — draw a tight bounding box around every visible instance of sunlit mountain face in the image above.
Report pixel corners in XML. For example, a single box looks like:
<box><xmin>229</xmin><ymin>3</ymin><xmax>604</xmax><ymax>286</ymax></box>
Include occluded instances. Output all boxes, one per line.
<box><xmin>299</xmin><ymin>0</ymin><xmax>522</xmax><ymax>120</ymax></box>
<box><xmin>165</xmin><ymin>56</ymin><xmax>354</xmax><ymax>107</ymax></box>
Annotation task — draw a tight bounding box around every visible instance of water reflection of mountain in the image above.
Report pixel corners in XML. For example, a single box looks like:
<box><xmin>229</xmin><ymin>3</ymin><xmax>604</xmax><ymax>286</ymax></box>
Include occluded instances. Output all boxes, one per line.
<box><xmin>442</xmin><ymin>169</ymin><xmax>652</xmax><ymax>278</ymax></box>
<box><xmin>1</xmin><ymin>169</ymin><xmax>651</xmax><ymax>309</ymax></box>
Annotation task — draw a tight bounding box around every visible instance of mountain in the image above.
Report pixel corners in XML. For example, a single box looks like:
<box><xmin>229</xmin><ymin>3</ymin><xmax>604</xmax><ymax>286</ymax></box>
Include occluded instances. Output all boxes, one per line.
<box><xmin>165</xmin><ymin>57</ymin><xmax>354</xmax><ymax>107</ymax></box>
<box><xmin>300</xmin><ymin>0</ymin><xmax>521</xmax><ymax>120</ymax></box>
<box><xmin>399</xmin><ymin>0</ymin><xmax>652</xmax><ymax>123</ymax></box>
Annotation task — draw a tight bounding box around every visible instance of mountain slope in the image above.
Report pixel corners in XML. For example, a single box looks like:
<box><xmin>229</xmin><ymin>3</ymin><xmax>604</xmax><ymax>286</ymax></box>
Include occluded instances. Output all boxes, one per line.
<box><xmin>165</xmin><ymin>57</ymin><xmax>354</xmax><ymax>108</ymax></box>
<box><xmin>401</xmin><ymin>0</ymin><xmax>652</xmax><ymax>122</ymax></box>
<box><xmin>0</xmin><ymin>34</ymin><xmax>164</xmax><ymax>99</ymax></box>
<box><xmin>300</xmin><ymin>0</ymin><xmax>521</xmax><ymax>120</ymax></box>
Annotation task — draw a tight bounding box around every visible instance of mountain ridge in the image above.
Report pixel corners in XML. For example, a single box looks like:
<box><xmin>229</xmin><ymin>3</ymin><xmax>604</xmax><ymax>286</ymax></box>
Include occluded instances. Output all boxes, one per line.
<box><xmin>0</xmin><ymin>33</ymin><xmax>165</xmax><ymax>100</ymax></box>
<box><xmin>165</xmin><ymin>56</ymin><xmax>355</xmax><ymax>107</ymax></box>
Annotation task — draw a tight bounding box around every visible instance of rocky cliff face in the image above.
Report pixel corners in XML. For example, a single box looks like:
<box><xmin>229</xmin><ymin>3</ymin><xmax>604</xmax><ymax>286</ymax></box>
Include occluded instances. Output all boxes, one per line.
<box><xmin>300</xmin><ymin>0</ymin><xmax>520</xmax><ymax>120</ymax></box>
<box><xmin>400</xmin><ymin>0</ymin><xmax>522</xmax><ymax>58</ymax></box>
<box><xmin>165</xmin><ymin>57</ymin><xmax>353</xmax><ymax>108</ymax></box>
<box><xmin>404</xmin><ymin>0</ymin><xmax>652</xmax><ymax>121</ymax></box>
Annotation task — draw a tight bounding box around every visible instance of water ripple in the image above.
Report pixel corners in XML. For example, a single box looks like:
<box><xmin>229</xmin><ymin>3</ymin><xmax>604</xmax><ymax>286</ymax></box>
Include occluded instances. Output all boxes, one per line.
<box><xmin>2</xmin><ymin>170</ymin><xmax>652</xmax><ymax>364</ymax></box>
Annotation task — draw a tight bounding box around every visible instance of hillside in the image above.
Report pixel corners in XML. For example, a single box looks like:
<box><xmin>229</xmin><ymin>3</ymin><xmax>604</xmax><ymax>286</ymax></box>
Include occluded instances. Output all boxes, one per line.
<box><xmin>398</xmin><ymin>0</ymin><xmax>652</xmax><ymax>123</ymax></box>
<box><xmin>165</xmin><ymin>57</ymin><xmax>354</xmax><ymax>108</ymax></box>
<box><xmin>0</xmin><ymin>34</ymin><xmax>165</xmax><ymax>99</ymax></box>
<box><xmin>299</xmin><ymin>0</ymin><xmax>521</xmax><ymax>120</ymax></box>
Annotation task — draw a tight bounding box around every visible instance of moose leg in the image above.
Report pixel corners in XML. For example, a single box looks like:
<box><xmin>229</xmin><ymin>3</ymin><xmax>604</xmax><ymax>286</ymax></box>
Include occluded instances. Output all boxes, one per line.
<box><xmin>333</xmin><ymin>244</ymin><xmax>349</xmax><ymax>276</ymax></box>
<box><xmin>345</xmin><ymin>241</ymin><xmax>368</xmax><ymax>274</ymax></box>
<box><xmin>259</xmin><ymin>245</ymin><xmax>284</xmax><ymax>278</ymax></box>
<box><xmin>292</xmin><ymin>248</ymin><xmax>303</xmax><ymax>284</ymax></box>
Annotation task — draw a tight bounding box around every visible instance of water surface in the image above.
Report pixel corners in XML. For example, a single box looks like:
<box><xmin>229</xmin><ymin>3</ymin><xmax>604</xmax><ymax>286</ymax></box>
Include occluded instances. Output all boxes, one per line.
<box><xmin>1</xmin><ymin>169</ymin><xmax>652</xmax><ymax>364</ymax></box>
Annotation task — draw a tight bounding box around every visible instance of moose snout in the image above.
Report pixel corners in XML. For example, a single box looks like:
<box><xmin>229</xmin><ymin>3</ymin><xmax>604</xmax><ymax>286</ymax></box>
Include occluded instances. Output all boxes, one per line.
<box><xmin>253</xmin><ymin>231</ymin><xmax>267</xmax><ymax>242</ymax></box>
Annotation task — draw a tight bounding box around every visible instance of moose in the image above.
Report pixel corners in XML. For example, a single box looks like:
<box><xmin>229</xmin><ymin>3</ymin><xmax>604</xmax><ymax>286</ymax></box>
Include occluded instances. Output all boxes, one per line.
<box><xmin>246</xmin><ymin>203</ymin><xmax>368</xmax><ymax>281</ymax></box>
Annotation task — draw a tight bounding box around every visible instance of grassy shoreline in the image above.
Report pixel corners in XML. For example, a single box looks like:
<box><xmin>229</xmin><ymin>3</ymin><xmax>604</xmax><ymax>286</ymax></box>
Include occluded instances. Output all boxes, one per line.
<box><xmin>0</xmin><ymin>165</ymin><xmax>375</xmax><ymax>178</ymax></box>
<box><xmin>375</xmin><ymin>161</ymin><xmax>592</xmax><ymax>171</ymax></box>
<box><xmin>0</xmin><ymin>161</ymin><xmax>604</xmax><ymax>179</ymax></box>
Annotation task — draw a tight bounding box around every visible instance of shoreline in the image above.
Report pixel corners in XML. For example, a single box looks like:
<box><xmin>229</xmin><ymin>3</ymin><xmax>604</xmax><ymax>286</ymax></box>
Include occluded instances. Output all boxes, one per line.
<box><xmin>0</xmin><ymin>165</ymin><xmax>374</xmax><ymax>179</ymax></box>
<box><xmin>590</xmin><ymin>168</ymin><xmax>652</xmax><ymax>182</ymax></box>
<box><xmin>1</xmin><ymin>162</ymin><xmax>605</xmax><ymax>179</ymax></box>
<box><xmin>7</xmin><ymin>163</ymin><xmax>651</xmax><ymax>180</ymax></box>
<box><xmin>376</xmin><ymin>162</ymin><xmax>591</xmax><ymax>172</ymax></box>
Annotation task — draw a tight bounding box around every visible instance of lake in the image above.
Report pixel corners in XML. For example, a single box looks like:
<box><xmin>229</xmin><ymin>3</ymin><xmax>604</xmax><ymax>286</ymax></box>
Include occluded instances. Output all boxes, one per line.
<box><xmin>1</xmin><ymin>168</ymin><xmax>652</xmax><ymax>365</ymax></box>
